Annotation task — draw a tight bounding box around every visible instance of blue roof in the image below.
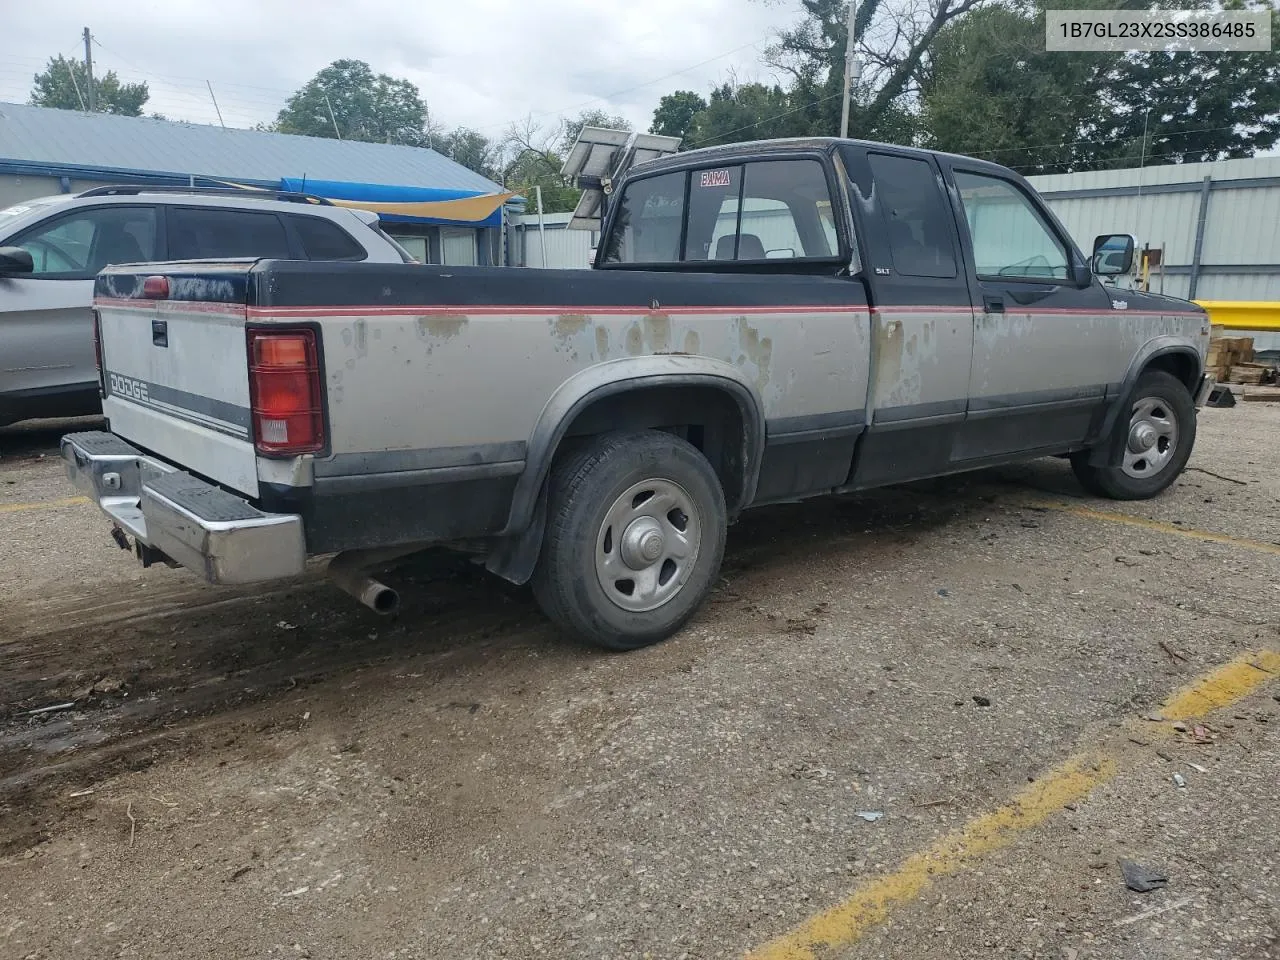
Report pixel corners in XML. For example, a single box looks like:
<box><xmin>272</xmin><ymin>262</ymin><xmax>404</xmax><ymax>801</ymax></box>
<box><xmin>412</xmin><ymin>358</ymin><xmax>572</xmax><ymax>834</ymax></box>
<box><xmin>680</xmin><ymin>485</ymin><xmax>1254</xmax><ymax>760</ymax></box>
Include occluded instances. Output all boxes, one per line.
<box><xmin>0</xmin><ymin>101</ymin><xmax>502</xmax><ymax>195</ymax></box>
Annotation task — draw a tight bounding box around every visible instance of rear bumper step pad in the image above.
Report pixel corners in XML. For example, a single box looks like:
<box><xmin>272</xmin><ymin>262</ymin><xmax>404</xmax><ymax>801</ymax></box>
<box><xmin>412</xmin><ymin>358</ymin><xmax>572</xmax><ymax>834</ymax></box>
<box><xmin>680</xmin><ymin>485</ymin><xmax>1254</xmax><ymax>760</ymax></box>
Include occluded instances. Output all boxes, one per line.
<box><xmin>61</xmin><ymin>430</ymin><xmax>305</xmax><ymax>584</ymax></box>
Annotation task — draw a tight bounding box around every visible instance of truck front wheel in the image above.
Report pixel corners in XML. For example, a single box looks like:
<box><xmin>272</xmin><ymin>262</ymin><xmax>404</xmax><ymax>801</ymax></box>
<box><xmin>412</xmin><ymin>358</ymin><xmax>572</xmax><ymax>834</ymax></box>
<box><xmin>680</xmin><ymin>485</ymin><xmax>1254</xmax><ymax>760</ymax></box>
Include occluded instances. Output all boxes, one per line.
<box><xmin>532</xmin><ymin>430</ymin><xmax>727</xmax><ymax>650</ymax></box>
<box><xmin>1071</xmin><ymin>370</ymin><xmax>1196</xmax><ymax>500</ymax></box>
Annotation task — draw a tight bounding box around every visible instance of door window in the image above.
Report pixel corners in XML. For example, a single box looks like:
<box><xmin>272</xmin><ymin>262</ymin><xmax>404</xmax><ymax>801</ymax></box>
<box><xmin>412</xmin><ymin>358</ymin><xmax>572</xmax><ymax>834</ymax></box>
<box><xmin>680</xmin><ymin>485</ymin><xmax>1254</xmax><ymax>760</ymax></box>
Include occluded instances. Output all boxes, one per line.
<box><xmin>11</xmin><ymin>206</ymin><xmax>157</xmax><ymax>278</ymax></box>
<box><xmin>168</xmin><ymin>207</ymin><xmax>292</xmax><ymax>260</ymax></box>
<box><xmin>867</xmin><ymin>153</ymin><xmax>957</xmax><ymax>278</ymax></box>
<box><xmin>953</xmin><ymin>171</ymin><xmax>1068</xmax><ymax>280</ymax></box>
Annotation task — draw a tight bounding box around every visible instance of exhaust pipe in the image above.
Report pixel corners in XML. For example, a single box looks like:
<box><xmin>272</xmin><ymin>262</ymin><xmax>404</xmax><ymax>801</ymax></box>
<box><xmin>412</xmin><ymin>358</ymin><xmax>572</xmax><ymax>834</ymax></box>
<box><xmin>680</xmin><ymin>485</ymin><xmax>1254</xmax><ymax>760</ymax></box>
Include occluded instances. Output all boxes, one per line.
<box><xmin>328</xmin><ymin>551</ymin><xmax>401</xmax><ymax>615</ymax></box>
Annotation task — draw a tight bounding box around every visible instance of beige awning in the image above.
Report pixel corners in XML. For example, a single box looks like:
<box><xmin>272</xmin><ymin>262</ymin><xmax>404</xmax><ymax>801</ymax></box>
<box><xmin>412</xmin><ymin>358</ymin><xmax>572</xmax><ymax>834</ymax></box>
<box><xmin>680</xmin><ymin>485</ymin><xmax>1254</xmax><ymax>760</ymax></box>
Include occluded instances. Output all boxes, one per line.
<box><xmin>326</xmin><ymin>192</ymin><xmax>520</xmax><ymax>223</ymax></box>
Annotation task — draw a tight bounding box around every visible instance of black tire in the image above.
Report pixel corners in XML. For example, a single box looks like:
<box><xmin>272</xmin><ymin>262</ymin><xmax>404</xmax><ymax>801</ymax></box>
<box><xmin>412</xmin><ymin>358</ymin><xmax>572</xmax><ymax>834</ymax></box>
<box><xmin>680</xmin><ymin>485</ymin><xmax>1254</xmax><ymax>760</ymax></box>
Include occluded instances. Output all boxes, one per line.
<box><xmin>532</xmin><ymin>430</ymin><xmax>727</xmax><ymax>650</ymax></box>
<box><xmin>1070</xmin><ymin>370</ymin><xmax>1196</xmax><ymax>500</ymax></box>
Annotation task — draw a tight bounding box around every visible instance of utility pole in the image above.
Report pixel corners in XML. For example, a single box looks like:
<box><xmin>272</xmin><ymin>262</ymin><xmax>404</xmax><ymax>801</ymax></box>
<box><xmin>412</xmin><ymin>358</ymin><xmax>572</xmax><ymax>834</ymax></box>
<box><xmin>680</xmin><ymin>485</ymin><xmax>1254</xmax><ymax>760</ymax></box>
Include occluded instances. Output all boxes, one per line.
<box><xmin>82</xmin><ymin>27</ymin><xmax>96</xmax><ymax>112</ymax></box>
<box><xmin>324</xmin><ymin>95</ymin><xmax>343</xmax><ymax>140</ymax></box>
<box><xmin>838</xmin><ymin>1</ymin><xmax>862</xmax><ymax>138</ymax></box>
<box><xmin>206</xmin><ymin>81</ymin><xmax>226</xmax><ymax>129</ymax></box>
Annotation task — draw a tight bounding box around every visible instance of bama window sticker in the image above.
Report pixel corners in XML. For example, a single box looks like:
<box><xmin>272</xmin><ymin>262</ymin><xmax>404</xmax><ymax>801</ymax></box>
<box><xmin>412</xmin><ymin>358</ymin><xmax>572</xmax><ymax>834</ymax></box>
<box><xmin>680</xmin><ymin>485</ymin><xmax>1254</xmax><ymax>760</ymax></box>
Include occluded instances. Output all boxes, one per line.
<box><xmin>698</xmin><ymin>169</ymin><xmax>733</xmax><ymax>188</ymax></box>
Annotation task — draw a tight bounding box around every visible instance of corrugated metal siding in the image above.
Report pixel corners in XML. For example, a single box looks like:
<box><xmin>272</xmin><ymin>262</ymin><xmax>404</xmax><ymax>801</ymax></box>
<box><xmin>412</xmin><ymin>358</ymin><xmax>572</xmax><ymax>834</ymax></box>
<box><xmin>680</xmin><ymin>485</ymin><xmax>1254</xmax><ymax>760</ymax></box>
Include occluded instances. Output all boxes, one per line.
<box><xmin>1032</xmin><ymin>156</ymin><xmax>1280</xmax><ymax>306</ymax></box>
<box><xmin>523</xmin><ymin>226</ymin><xmax>593</xmax><ymax>269</ymax></box>
<box><xmin>1045</xmin><ymin>190</ymin><xmax>1203</xmax><ymax>264</ymax></box>
<box><xmin>0</xmin><ymin>101</ymin><xmax>501</xmax><ymax>193</ymax></box>
<box><xmin>1200</xmin><ymin>186</ymin><xmax>1280</xmax><ymax>266</ymax></box>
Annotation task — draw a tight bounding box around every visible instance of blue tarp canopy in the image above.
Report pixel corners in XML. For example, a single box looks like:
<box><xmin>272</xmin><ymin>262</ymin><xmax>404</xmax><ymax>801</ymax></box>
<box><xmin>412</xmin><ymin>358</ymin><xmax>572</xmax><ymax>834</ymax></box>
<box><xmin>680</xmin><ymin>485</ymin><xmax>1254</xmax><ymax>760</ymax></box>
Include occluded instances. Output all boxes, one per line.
<box><xmin>279</xmin><ymin>178</ymin><xmax>507</xmax><ymax>227</ymax></box>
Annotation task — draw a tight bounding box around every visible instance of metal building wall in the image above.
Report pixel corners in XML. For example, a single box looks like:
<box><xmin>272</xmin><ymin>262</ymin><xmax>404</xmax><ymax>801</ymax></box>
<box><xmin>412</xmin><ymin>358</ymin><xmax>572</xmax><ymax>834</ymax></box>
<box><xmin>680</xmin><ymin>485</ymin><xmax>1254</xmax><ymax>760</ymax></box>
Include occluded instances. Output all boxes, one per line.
<box><xmin>0</xmin><ymin>175</ymin><xmax>116</xmax><ymax>207</ymax></box>
<box><xmin>512</xmin><ymin>213</ymin><xmax>595</xmax><ymax>269</ymax></box>
<box><xmin>1029</xmin><ymin>155</ymin><xmax>1280</xmax><ymax>302</ymax></box>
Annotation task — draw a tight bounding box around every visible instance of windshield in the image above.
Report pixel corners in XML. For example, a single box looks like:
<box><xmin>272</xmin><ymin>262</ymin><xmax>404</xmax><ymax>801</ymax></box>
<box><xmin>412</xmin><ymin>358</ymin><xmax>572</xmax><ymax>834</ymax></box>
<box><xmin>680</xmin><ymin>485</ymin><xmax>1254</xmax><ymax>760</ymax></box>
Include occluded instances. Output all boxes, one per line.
<box><xmin>0</xmin><ymin>196</ymin><xmax>66</xmax><ymax>234</ymax></box>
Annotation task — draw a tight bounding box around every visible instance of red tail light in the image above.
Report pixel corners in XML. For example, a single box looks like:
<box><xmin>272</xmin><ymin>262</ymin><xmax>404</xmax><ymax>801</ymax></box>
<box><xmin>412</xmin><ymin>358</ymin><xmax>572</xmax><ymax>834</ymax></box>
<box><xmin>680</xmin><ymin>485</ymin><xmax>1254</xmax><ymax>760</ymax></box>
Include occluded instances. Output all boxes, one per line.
<box><xmin>142</xmin><ymin>275</ymin><xmax>170</xmax><ymax>299</ymax></box>
<box><xmin>246</xmin><ymin>329</ymin><xmax>324</xmax><ymax>456</ymax></box>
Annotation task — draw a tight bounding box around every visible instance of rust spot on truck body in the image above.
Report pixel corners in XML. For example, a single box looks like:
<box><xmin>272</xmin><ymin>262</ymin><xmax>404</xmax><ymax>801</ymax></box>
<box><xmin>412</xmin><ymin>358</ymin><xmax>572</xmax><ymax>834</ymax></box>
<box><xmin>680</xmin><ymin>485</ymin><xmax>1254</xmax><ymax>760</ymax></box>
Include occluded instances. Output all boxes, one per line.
<box><xmin>643</xmin><ymin>312</ymin><xmax>672</xmax><ymax>353</ymax></box>
<box><xmin>416</xmin><ymin>314</ymin><xmax>468</xmax><ymax>340</ymax></box>
<box><xmin>625</xmin><ymin>323</ymin><xmax>643</xmax><ymax>356</ymax></box>
<box><xmin>554</xmin><ymin>313</ymin><xmax>590</xmax><ymax>341</ymax></box>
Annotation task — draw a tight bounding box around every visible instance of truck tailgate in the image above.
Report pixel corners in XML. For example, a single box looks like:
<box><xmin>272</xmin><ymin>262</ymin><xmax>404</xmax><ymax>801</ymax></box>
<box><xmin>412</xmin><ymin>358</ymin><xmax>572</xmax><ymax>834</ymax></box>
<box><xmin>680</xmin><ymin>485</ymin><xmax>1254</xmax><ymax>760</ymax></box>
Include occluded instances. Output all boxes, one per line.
<box><xmin>96</xmin><ymin>263</ymin><xmax>260</xmax><ymax>497</ymax></box>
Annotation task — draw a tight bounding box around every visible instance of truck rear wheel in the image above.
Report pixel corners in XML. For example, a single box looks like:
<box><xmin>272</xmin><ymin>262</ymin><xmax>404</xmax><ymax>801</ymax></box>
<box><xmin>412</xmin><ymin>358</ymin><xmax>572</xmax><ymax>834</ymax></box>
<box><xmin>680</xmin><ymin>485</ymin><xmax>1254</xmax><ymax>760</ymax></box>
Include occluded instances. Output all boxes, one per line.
<box><xmin>1071</xmin><ymin>370</ymin><xmax>1195</xmax><ymax>500</ymax></box>
<box><xmin>532</xmin><ymin>430</ymin><xmax>727</xmax><ymax>650</ymax></box>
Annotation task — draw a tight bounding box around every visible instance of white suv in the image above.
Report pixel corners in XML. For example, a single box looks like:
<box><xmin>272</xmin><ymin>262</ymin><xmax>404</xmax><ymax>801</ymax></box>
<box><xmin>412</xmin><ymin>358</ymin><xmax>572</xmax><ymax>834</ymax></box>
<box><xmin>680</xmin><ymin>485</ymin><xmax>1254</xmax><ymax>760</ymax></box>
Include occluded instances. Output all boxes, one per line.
<box><xmin>0</xmin><ymin>186</ymin><xmax>414</xmax><ymax>427</ymax></box>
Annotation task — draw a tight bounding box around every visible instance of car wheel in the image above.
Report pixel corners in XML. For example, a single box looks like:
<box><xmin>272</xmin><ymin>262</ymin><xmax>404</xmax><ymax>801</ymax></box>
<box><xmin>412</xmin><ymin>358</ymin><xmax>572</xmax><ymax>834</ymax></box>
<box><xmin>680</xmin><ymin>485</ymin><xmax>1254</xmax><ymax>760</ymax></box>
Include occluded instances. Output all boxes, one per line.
<box><xmin>532</xmin><ymin>430</ymin><xmax>727</xmax><ymax>650</ymax></box>
<box><xmin>1071</xmin><ymin>370</ymin><xmax>1195</xmax><ymax>500</ymax></box>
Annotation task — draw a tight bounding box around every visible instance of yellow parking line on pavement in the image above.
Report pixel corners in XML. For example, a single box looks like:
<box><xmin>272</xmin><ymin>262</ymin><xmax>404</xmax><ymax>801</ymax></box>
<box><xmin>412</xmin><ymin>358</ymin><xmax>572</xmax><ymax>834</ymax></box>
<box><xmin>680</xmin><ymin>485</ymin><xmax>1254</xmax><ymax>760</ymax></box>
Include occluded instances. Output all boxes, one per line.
<box><xmin>745</xmin><ymin>649</ymin><xmax>1280</xmax><ymax>960</ymax></box>
<box><xmin>1161</xmin><ymin>649</ymin><xmax>1280</xmax><ymax>721</ymax></box>
<box><xmin>1027</xmin><ymin>499</ymin><xmax>1280</xmax><ymax>557</ymax></box>
<box><xmin>0</xmin><ymin>495</ymin><xmax>89</xmax><ymax>515</ymax></box>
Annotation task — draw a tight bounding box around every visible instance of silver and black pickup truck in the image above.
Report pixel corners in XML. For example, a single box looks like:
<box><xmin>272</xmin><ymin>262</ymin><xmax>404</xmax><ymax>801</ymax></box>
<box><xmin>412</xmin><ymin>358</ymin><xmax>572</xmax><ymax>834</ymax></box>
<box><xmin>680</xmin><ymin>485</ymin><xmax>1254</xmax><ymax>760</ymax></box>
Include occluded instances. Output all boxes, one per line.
<box><xmin>63</xmin><ymin>137</ymin><xmax>1213</xmax><ymax>649</ymax></box>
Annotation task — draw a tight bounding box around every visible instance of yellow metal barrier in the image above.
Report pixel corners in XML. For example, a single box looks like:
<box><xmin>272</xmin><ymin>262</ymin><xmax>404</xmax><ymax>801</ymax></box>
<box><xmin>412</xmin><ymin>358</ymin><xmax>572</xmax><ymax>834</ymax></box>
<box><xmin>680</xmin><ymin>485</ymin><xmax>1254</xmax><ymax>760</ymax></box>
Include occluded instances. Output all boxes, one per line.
<box><xmin>1194</xmin><ymin>301</ymin><xmax>1280</xmax><ymax>332</ymax></box>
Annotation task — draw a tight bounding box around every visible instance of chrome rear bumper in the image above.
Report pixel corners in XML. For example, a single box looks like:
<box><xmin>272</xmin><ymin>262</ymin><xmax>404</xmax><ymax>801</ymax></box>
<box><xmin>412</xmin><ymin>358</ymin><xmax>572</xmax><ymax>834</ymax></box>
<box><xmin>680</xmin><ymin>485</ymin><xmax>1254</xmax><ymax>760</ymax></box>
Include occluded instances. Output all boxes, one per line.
<box><xmin>61</xmin><ymin>430</ymin><xmax>305</xmax><ymax>584</ymax></box>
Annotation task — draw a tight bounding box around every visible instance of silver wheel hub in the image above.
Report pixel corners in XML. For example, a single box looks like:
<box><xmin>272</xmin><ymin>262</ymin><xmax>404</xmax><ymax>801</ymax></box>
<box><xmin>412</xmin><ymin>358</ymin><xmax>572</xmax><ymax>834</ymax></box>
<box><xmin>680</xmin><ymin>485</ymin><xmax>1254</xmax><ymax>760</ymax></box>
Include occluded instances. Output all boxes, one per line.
<box><xmin>1128</xmin><ymin>421</ymin><xmax>1158</xmax><ymax>453</ymax></box>
<box><xmin>595</xmin><ymin>478</ymin><xmax>701</xmax><ymax>613</ymax></box>
<box><xmin>621</xmin><ymin>517</ymin><xmax>665</xmax><ymax>568</ymax></box>
<box><xmin>1122</xmin><ymin>396</ymin><xmax>1178</xmax><ymax>479</ymax></box>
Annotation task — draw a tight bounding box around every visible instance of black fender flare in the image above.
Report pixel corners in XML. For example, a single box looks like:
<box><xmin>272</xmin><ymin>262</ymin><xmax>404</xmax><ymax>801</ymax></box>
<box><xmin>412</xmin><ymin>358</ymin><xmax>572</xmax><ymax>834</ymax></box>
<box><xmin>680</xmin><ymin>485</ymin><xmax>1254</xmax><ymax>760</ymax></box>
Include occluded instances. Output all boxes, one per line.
<box><xmin>486</xmin><ymin>357</ymin><xmax>766</xmax><ymax>584</ymax></box>
<box><xmin>1087</xmin><ymin>338</ymin><xmax>1203</xmax><ymax>466</ymax></box>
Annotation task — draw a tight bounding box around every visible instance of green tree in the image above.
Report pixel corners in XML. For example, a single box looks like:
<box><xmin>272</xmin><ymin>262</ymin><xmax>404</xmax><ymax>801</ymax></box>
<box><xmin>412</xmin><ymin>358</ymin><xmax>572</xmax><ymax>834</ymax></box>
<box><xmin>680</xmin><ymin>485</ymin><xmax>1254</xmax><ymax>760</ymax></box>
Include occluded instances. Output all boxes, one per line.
<box><xmin>1086</xmin><ymin>0</ymin><xmax>1280</xmax><ymax>168</ymax></box>
<box><xmin>439</xmin><ymin>127</ymin><xmax>499</xmax><ymax>180</ymax></box>
<box><xmin>921</xmin><ymin>4</ymin><xmax>1101</xmax><ymax>173</ymax></box>
<box><xmin>275</xmin><ymin>59</ymin><xmax>435</xmax><ymax>146</ymax></box>
<box><xmin>766</xmin><ymin>0</ymin><xmax>983</xmax><ymax>143</ymax></box>
<box><xmin>30</xmin><ymin>55</ymin><xmax>149</xmax><ymax>116</ymax></box>
<box><xmin>684</xmin><ymin>81</ymin><xmax>802</xmax><ymax>149</ymax></box>
<box><xmin>650</xmin><ymin>90</ymin><xmax>708</xmax><ymax>143</ymax></box>
<box><xmin>922</xmin><ymin>0</ymin><xmax>1280</xmax><ymax>174</ymax></box>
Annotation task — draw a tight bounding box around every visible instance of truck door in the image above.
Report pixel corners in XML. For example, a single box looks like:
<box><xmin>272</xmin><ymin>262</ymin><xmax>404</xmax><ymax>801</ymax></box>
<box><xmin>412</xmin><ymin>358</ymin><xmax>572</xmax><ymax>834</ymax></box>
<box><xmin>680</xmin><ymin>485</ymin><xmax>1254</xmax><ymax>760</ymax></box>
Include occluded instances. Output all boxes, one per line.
<box><xmin>944</xmin><ymin>165</ymin><xmax>1116</xmax><ymax>460</ymax></box>
<box><xmin>838</xmin><ymin>145</ymin><xmax>976</xmax><ymax>488</ymax></box>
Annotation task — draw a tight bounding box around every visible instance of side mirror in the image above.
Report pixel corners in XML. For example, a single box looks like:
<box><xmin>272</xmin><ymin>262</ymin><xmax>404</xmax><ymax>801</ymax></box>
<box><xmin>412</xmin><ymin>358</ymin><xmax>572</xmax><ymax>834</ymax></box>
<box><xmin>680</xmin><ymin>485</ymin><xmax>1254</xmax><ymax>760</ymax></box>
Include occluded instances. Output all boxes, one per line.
<box><xmin>1092</xmin><ymin>233</ymin><xmax>1135</xmax><ymax>276</ymax></box>
<box><xmin>0</xmin><ymin>245</ymin><xmax>34</xmax><ymax>275</ymax></box>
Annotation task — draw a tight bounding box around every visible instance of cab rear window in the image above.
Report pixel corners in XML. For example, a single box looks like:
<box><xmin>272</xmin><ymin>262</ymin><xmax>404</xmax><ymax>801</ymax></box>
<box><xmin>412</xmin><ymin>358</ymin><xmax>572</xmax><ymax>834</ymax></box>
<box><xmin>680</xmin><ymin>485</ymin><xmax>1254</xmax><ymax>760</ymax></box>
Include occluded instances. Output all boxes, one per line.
<box><xmin>603</xmin><ymin>158</ymin><xmax>841</xmax><ymax>265</ymax></box>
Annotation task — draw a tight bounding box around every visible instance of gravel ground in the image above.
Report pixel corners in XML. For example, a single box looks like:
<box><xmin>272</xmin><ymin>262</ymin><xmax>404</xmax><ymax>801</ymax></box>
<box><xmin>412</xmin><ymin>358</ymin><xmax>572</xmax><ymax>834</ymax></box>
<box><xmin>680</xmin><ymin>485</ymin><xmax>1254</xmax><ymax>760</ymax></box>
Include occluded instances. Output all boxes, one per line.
<box><xmin>0</xmin><ymin>406</ymin><xmax>1277</xmax><ymax>960</ymax></box>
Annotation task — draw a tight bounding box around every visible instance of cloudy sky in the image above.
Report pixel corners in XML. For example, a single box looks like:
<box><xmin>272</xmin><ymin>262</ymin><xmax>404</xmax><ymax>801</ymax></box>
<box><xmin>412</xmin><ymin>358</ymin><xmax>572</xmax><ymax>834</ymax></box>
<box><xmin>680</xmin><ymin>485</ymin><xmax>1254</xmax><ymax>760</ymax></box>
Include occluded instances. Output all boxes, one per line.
<box><xmin>1</xmin><ymin>0</ymin><xmax>805</xmax><ymax>137</ymax></box>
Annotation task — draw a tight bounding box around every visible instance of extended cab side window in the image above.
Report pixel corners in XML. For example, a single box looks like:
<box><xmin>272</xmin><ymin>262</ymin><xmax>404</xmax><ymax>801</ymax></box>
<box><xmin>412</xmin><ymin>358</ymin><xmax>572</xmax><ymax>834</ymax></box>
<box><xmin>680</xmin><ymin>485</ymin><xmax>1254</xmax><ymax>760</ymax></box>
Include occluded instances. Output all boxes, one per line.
<box><xmin>10</xmin><ymin>206</ymin><xmax>157</xmax><ymax>279</ymax></box>
<box><xmin>953</xmin><ymin>171</ymin><xmax>1069</xmax><ymax>280</ymax></box>
<box><xmin>603</xmin><ymin>171</ymin><xmax>686</xmax><ymax>264</ymax></box>
<box><xmin>169</xmin><ymin>207</ymin><xmax>293</xmax><ymax>261</ymax></box>
<box><xmin>867</xmin><ymin>153</ymin><xmax>957</xmax><ymax>279</ymax></box>
<box><xmin>700</xmin><ymin>159</ymin><xmax>838</xmax><ymax>261</ymax></box>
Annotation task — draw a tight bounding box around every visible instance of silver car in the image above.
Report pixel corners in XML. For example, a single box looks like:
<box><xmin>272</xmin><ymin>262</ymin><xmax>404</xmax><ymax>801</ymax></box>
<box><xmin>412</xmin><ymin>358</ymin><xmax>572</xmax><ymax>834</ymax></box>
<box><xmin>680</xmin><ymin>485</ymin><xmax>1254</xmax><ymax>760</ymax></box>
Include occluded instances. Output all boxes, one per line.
<box><xmin>0</xmin><ymin>187</ymin><xmax>413</xmax><ymax>427</ymax></box>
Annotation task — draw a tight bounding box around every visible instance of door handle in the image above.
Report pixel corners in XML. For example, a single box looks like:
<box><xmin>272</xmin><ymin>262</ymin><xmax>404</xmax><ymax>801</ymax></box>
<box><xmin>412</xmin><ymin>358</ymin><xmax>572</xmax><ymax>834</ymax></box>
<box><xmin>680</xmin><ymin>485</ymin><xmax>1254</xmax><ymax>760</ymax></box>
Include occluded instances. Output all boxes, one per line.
<box><xmin>152</xmin><ymin>319</ymin><xmax>168</xmax><ymax>347</ymax></box>
<box><xmin>983</xmin><ymin>296</ymin><xmax>1005</xmax><ymax>314</ymax></box>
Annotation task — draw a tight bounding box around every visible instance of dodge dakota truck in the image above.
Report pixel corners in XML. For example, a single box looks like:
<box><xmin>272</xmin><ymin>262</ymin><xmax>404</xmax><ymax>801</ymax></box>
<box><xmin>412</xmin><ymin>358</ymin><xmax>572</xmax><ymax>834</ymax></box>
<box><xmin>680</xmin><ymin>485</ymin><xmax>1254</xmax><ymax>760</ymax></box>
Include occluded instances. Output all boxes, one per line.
<box><xmin>62</xmin><ymin>137</ymin><xmax>1213</xmax><ymax>650</ymax></box>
